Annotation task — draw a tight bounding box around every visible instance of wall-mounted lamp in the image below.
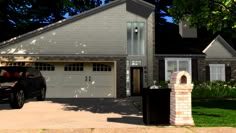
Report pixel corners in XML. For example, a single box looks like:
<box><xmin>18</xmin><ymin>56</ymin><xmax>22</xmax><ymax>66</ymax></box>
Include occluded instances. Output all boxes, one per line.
<box><xmin>134</xmin><ymin>27</ymin><xmax>138</xmax><ymax>33</ymax></box>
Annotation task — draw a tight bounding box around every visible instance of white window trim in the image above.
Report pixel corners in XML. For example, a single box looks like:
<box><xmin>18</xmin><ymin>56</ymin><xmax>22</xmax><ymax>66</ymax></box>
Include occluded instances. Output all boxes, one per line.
<box><xmin>209</xmin><ymin>64</ymin><xmax>225</xmax><ymax>81</ymax></box>
<box><xmin>164</xmin><ymin>58</ymin><xmax>192</xmax><ymax>81</ymax></box>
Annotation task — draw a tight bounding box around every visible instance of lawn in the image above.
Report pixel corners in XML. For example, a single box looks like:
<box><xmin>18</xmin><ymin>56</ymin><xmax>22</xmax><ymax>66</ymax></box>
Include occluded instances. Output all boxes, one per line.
<box><xmin>192</xmin><ymin>99</ymin><xmax>236</xmax><ymax>127</ymax></box>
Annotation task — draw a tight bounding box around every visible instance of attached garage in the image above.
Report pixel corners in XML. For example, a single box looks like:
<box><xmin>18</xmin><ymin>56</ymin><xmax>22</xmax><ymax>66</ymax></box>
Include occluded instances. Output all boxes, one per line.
<box><xmin>37</xmin><ymin>62</ymin><xmax>116</xmax><ymax>98</ymax></box>
<box><xmin>0</xmin><ymin>0</ymin><xmax>155</xmax><ymax>98</ymax></box>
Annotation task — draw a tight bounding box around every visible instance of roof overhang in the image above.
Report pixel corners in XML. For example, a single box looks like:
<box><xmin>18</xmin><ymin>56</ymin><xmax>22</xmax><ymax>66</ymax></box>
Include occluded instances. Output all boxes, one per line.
<box><xmin>127</xmin><ymin>0</ymin><xmax>155</xmax><ymax>18</ymax></box>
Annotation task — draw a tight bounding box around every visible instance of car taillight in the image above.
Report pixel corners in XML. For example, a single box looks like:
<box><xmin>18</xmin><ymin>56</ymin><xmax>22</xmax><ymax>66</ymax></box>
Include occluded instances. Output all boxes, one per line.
<box><xmin>0</xmin><ymin>81</ymin><xmax>17</xmax><ymax>87</ymax></box>
<box><xmin>42</xmin><ymin>77</ymin><xmax>46</xmax><ymax>84</ymax></box>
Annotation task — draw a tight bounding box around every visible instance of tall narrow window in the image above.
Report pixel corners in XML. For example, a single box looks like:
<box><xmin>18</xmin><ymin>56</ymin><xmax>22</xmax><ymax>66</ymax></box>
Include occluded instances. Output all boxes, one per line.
<box><xmin>127</xmin><ymin>22</ymin><xmax>145</xmax><ymax>55</ymax></box>
<box><xmin>209</xmin><ymin>64</ymin><xmax>225</xmax><ymax>81</ymax></box>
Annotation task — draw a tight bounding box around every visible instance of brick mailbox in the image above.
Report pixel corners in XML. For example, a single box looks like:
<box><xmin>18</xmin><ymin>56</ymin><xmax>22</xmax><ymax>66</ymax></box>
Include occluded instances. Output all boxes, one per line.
<box><xmin>168</xmin><ymin>71</ymin><xmax>195</xmax><ymax>126</ymax></box>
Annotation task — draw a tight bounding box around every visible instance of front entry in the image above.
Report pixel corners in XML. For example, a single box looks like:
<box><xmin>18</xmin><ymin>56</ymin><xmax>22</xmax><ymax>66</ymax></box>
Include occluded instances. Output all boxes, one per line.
<box><xmin>131</xmin><ymin>67</ymin><xmax>143</xmax><ymax>96</ymax></box>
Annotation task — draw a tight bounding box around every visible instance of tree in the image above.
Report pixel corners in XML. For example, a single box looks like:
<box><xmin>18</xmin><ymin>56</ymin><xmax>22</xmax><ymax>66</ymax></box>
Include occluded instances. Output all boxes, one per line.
<box><xmin>169</xmin><ymin>0</ymin><xmax>236</xmax><ymax>33</ymax></box>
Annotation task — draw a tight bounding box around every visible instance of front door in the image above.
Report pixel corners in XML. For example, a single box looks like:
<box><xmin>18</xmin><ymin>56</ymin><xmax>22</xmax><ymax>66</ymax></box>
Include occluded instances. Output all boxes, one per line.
<box><xmin>131</xmin><ymin>67</ymin><xmax>143</xmax><ymax>96</ymax></box>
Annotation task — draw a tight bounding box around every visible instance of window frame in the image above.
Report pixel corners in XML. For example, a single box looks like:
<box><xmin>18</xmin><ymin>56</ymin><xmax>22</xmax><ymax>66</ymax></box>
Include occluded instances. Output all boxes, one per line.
<box><xmin>35</xmin><ymin>62</ymin><xmax>55</xmax><ymax>71</ymax></box>
<box><xmin>64</xmin><ymin>63</ymin><xmax>84</xmax><ymax>71</ymax></box>
<box><xmin>164</xmin><ymin>58</ymin><xmax>192</xmax><ymax>81</ymax></box>
<box><xmin>127</xmin><ymin>22</ymin><xmax>146</xmax><ymax>56</ymax></box>
<box><xmin>93</xmin><ymin>63</ymin><xmax>112</xmax><ymax>72</ymax></box>
<box><xmin>209</xmin><ymin>64</ymin><xmax>225</xmax><ymax>81</ymax></box>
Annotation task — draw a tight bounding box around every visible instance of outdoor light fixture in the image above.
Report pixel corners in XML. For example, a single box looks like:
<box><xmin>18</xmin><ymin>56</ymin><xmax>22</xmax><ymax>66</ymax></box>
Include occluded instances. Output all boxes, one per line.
<box><xmin>134</xmin><ymin>27</ymin><xmax>138</xmax><ymax>33</ymax></box>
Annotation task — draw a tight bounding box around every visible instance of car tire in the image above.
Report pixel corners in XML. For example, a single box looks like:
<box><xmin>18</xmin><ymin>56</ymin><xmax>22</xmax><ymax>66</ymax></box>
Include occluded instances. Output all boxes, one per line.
<box><xmin>10</xmin><ymin>89</ymin><xmax>25</xmax><ymax>109</ymax></box>
<box><xmin>37</xmin><ymin>87</ymin><xmax>46</xmax><ymax>101</ymax></box>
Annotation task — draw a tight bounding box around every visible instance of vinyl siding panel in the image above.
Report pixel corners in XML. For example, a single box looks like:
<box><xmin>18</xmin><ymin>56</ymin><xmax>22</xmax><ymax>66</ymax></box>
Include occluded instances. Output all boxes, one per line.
<box><xmin>0</xmin><ymin>3</ymin><xmax>146</xmax><ymax>55</ymax></box>
<box><xmin>205</xmin><ymin>39</ymin><xmax>233</xmax><ymax>58</ymax></box>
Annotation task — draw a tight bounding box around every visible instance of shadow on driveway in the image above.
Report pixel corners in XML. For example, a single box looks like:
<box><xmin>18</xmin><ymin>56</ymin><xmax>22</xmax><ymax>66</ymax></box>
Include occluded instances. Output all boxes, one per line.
<box><xmin>46</xmin><ymin>98</ymin><xmax>142</xmax><ymax>116</ymax></box>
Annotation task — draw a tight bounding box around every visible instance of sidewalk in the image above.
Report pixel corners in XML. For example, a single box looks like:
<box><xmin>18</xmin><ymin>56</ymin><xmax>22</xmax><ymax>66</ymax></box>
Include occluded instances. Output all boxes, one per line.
<box><xmin>0</xmin><ymin>127</ymin><xmax>235</xmax><ymax>133</ymax></box>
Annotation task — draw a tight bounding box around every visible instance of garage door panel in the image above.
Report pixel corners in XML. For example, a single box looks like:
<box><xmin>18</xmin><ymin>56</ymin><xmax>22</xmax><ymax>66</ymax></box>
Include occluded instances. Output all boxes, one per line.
<box><xmin>56</xmin><ymin>86</ymin><xmax>92</xmax><ymax>98</ymax></box>
<box><xmin>42</xmin><ymin>62</ymin><xmax>115</xmax><ymax>98</ymax></box>
<box><xmin>63</xmin><ymin>73</ymin><xmax>86</xmax><ymax>85</ymax></box>
<box><xmin>90</xmin><ymin>86</ymin><xmax>114</xmax><ymax>97</ymax></box>
<box><xmin>91</xmin><ymin>74</ymin><xmax>113</xmax><ymax>86</ymax></box>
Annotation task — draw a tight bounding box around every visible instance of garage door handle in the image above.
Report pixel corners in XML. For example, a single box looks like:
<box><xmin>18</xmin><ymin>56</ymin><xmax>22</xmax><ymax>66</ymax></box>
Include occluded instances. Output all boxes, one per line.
<box><xmin>85</xmin><ymin>76</ymin><xmax>87</xmax><ymax>81</ymax></box>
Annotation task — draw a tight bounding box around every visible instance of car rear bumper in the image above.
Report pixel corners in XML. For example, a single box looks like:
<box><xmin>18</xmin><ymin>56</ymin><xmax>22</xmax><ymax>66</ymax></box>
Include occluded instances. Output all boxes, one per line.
<box><xmin>0</xmin><ymin>87</ymin><xmax>13</xmax><ymax>101</ymax></box>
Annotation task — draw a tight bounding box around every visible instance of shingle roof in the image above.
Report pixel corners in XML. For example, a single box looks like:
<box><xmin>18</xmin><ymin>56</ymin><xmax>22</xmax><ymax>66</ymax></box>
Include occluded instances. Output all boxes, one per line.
<box><xmin>156</xmin><ymin>23</ymin><xmax>212</xmax><ymax>55</ymax></box>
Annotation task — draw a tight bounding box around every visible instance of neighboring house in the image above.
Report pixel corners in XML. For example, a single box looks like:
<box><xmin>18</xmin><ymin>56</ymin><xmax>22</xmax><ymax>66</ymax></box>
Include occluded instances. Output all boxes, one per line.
<box><xmin>154</xmin><ymin>21</ymin><xmax>236</xmax><ymax>83</ymax></box>
<box><xmin>0</xmin><ymin>0</ymin><xmax>155</xmax><ymax>98</ymax></box>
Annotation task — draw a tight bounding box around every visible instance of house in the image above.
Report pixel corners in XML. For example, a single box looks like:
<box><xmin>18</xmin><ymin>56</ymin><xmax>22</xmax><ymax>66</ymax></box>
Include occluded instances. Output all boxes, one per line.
<box><xmin>154</xmin><ymin>20</ymin><xmax>236</xmax><ymax>83</ymax></box>
<box><xmin>0</xmin><ymin>0</ymin><xmax>155</xmax><ymax>98</ymax></box>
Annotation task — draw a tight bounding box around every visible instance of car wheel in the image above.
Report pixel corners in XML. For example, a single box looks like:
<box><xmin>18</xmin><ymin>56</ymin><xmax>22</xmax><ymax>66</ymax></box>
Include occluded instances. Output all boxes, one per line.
<box><xmin>10</xmin><ymin>89</ymin><xmax>25</xmax><ymax>109</ymax></box>
<box><xmin>37</xmin><ymin>87</ymin><xmax>46</xmax><ymax>101</ymax></box>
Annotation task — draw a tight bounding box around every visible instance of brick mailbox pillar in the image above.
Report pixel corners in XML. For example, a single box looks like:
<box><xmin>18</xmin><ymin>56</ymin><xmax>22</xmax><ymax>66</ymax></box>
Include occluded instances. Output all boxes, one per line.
<box><xmin>168</xmin><ymin>71</ymin><xmax>195</xmax><ymax>126</ymax></box>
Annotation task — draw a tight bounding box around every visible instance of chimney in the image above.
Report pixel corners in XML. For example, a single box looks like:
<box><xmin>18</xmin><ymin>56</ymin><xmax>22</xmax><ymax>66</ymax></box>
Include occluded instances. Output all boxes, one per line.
<box><xmin>179</xmin><ymin>20</ymin><xmax>197</xmax><ymax>38</ymax></box>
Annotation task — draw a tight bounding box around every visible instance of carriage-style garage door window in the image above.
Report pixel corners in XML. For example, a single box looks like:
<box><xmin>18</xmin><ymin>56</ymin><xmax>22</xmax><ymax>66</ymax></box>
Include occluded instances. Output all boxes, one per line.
<box><xmin>209</xmin><ymin>64</ymin><xmax>225</xmax><ymax>81</ymax></box>
<box><xmin>127</xmin><ymin>22</ymin><xmax>145</xmax><ymax>55</ymax></box>
<box><xmin>165</xmin><ymin>58</ymin><xmax>192</xmax><ymax>81</ymax></box>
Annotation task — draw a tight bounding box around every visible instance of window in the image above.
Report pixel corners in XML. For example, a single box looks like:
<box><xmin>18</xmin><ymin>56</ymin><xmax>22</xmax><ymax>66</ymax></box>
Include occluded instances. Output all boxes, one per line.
<box><xmin>131</xmin><ymin>60</ymin><xmax>142</xmax><ymax>66</ymax></box>
<box><xmin>127</xmin><ymin>22</ymin><xmax>145</xmax><ymax>55</ymax></box>
<box><xmin>35</xmin><ymin>62</ymin><xmax>55</xmax><ymax>71</ymax></box>
<box><xmin>2</xmin><ymin>62</ymin><xmax>26</xmax><ymax>66</ymax></box>
<box><xmin>209</xmin><ymin>64</ymin><xmax>225</xmax><ymax>81</ymax></box>
<box><xmin>64</xmin><ymin>63</ymin><xmax>84</xmax><ymax>71</ymax></box>
<box><xmin>93</xmin><ymin>63</ymin><xmax>111</xmax><ymax>72</ymax></box>
<box><xmin>165</xmin><ymin>58</ymin><xmax>192</xmax><ymax>81</ymax></box>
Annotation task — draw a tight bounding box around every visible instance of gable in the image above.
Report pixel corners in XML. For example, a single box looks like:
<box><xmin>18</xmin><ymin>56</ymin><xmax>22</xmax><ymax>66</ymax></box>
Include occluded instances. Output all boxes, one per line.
<box><xmin>203</xmin><ymin>35</ymin><xmax>236</xmax><ymax>58</ymax></box>
<box><xmin>0</xmin><ymin>2</ymin><xmax>148</xmax><ymax>56</ymax></box>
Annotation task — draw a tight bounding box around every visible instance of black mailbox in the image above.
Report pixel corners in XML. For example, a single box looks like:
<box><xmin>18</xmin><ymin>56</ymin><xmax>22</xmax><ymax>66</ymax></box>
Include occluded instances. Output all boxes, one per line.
<box><xmin>142</xmin><ymin>87</ymin><xmax>171</xmax><ymax>125</ymax></box>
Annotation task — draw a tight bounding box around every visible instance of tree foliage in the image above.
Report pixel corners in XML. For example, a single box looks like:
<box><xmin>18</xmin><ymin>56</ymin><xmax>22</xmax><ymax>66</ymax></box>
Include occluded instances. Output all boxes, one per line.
<box><xmin>169</xmin><ymin>0</ymin><xmax>236</xmax><ymax>33</ymax></box>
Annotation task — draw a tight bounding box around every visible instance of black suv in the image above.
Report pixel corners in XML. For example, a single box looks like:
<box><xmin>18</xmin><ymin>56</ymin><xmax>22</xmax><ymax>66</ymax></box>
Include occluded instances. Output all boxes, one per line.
<box><xmin>0</xmin><ymin>66</ymin><xmax>47</xmax><ymax>109</ymax></box>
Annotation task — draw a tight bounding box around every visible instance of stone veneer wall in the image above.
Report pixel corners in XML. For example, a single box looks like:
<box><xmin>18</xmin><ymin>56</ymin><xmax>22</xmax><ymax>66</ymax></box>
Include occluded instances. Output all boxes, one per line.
<box><xmin>1</xmin><ymin>55</ymin><xmax>127</xmax><ymax>98</ymax></box>
<box><xmin>197</xmin><ymin>58</ymin><xmax>206</xmax><ymax>82</ymax></box>
<box><xmin>153</xmin><ymin>56</ymin><xmax>159</xmax><ymax>82</ymax></box>
<box><xmin>147</xmin><ymin>12</ymin><xmax>155</xmax><ymax>86</ymax></box>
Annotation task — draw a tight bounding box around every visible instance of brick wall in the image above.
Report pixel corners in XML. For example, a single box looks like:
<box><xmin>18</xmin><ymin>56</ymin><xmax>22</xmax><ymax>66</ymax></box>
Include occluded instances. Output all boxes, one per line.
<box><xmin>168</xmin><ymin>71</ymin><xmax>194</xmax><ymax>126</ymax></box>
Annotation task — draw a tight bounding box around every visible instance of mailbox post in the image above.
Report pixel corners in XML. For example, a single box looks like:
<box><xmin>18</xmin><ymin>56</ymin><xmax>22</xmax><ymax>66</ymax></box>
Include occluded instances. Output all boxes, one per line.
<box><xmin>168</xmin><ymin>71</ymin><xmax>195</xmax><ymax>126</ymax></box>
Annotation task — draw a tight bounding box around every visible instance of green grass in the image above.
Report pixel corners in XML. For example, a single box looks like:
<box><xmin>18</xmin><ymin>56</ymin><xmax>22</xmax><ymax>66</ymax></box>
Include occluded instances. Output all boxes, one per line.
<box><xmin>192</xmin><ymin>99</ymin><xmax>236</xmax><ymax>127</ymax></box>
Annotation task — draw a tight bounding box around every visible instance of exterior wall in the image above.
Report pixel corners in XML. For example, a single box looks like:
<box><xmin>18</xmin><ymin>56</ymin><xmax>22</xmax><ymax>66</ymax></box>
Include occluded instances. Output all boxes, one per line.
<box><xmin>204</xmin><ymin>59</ymin><xmax>236</xmax><ymax>81</ymax></box>
<box><xmin>146</xmin><ymin>12</ymin><xmax>155</xmax><ymax>86</ymax></box>
<box><xmin>0</xmin><ymin>3</ymin><xmax>145</xmax><ymax>56</ymax></box>
<box><xmin>205</xmin><ymin>39</ymin><xmax>233</xmax><ymax>58</ymax></box>
<box><xmin>197</xmin><ymin>58</ymin><xmax>206</xmax><ymax>82</ymax></box>
<box><xmin>0</xmin><ymin>55</ymin><xmax>127</xmax><ymax>98</ymax></box>
<box><xmin>153</xmin><ymin>56</ymin><xmax>160</xmax><ymax>82</ymax></box>
<box><xmin>154</xmin><ymin>56</ymin><xmax>208</xmax><ymax>83</ymax></box>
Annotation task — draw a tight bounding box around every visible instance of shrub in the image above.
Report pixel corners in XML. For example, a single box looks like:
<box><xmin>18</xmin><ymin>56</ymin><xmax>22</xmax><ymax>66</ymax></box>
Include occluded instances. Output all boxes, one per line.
<box><xmin>192</xmin><ymin>81</ymin><xmax>236</xmax><ymax>99</ymax></box>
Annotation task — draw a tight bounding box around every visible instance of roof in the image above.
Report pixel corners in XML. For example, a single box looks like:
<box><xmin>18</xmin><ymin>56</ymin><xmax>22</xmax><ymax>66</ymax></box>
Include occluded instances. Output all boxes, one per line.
<box><xmin>155</xmin><ymin>23</ymin><xmax>236</xmax><ymax>57</ymax></box>
<box><xmin>203</xmin><ymin>35</ymin><xmax>236</xmax><ymax>56</ymax></box>
<box><xmin>156</xmin><ymin>24</ymin><xmax>207</xmax><ymax>55</ymax></box>
<box><xmin>0</xmin><ymin>0</ymin><xmax>155</xmax><ymax>49</ymax></box>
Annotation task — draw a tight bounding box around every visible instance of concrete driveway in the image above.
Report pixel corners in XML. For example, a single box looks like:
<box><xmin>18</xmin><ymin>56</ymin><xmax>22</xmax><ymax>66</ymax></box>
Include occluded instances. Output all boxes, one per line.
<box><xmin>0</xmin><ymin>98</ymin><xmax>144</xmax><ymax>129</ymax></box>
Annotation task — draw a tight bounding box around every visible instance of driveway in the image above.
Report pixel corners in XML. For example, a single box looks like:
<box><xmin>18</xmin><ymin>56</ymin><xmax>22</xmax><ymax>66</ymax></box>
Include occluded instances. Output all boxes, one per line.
<box><xmin>0</xmin><ymin>97</ymin><xmax>144</xmax><ymax>129</ymax></box>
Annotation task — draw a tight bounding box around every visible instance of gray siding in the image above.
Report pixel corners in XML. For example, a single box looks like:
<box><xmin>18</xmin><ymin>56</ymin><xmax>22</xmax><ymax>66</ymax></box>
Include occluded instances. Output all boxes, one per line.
<box><xmin>0</xmin><ymin>3</ymin><xmax>145</xmax><ymax>55</ymax></box>
<box><xmin>205</xmin><ymin>39</ymin><xmax>233</xmax><ymax>58</ymax></box>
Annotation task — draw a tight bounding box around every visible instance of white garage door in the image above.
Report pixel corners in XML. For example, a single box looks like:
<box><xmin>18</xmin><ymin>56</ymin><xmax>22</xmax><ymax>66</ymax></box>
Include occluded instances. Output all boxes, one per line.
<box><xmin>38</xmin><ymin>62</ymin><xmax>115</xmax><ymax>98</ymax></box>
